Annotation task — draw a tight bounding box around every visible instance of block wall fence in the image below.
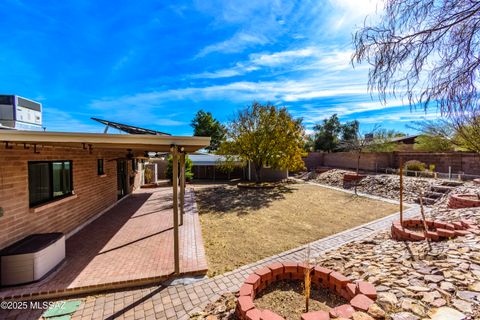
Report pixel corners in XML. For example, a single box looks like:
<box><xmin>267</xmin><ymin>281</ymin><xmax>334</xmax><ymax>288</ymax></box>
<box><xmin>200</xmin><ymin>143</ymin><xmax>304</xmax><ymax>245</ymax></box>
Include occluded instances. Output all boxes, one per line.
<box><xmin>303</xmin><ymin>151</ymin><xmax>480</xmax><ymax>176</ymax></box>
<box><xmin>0</xmin><ymin>144</ymin><xmax>141</xmax><ymax>249</ymax></box>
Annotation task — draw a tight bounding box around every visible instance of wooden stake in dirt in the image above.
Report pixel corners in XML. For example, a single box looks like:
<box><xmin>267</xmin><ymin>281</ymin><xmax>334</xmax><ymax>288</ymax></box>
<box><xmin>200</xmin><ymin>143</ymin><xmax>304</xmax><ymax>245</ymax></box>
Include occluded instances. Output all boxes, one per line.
<box><xmin>418</xmin><ymin>191</ymin><xmax>432</xmax><ymax>252</ymax></box>
<box><xmin>419</xmin><ymin>192</ymin><xmax>429</xmax><ymax>233</ymax></box>
<box><xmin>304</xmin><ymin>245</ymin><xmax>311</xmax><ymax>312</ymax></box>
<box><xmin>399</xmin><ymin>158</ymin><xmax>404</xmax><ymax>226</ymax></box>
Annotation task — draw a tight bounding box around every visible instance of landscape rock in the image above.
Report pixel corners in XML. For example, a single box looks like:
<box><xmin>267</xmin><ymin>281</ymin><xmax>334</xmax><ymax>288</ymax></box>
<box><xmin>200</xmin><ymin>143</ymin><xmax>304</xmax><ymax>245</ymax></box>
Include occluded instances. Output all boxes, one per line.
<box><xmin>389</xmin><ymin>312</ymin><xmax>419</xmax><ymax>320</ymax></box>
<box><xmin>352</xmin><ymin>311</ymin><xmax>375</xmax><ymax>320</ymax></box>
<box><xmin>428</xmin><ymin>307</ymin><xmax>467</xmax><ymax>320</ymax></box>
<box><xmin>367</xmin><ymin>303</ymin><xmax>385</xmax><ymax>319</ymax></box>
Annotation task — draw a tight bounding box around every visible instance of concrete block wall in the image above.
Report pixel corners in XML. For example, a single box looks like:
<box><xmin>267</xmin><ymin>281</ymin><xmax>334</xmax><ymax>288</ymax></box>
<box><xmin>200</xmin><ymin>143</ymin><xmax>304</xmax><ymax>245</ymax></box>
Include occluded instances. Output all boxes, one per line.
<box><xmin>0</xmin><ymin>144</ymin><xmax>140</xmax><ymax>249</ymax></box>
<box><xmin>303</xmin><ymin>152</ymin><xmax>392</xmax><ymax>172</ymax></box>
<box><xmin>303</xmin><ymin>151</ymin><xmax>480</xmax><ymax>176</ymax></box>
<box><xmin>393</xmin><ymin>152</ymin><xmax>480</xmax><ymax>175</ymax></box>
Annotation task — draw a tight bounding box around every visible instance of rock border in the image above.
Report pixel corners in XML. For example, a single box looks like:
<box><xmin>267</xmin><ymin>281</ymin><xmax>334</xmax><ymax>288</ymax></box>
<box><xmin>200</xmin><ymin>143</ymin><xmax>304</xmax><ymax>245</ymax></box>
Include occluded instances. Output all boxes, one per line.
<box><xmin>448</xmin><ymin>194</ymin><xmax>480</xmax><ymax>209</ymax></box>
<box><xmin>474</xmin><ymin>178</ymin><xmax>480</xmax><ymax>185</ymax></box>
<box><xmin>236</xmin><ymin>262</ymin><xmax>377</xmax><ymax>320</ymax></box>
<box><xmin>391</xmin><ymin>218</ymin><xmax>478</xmax><ymax>241</ymax></box>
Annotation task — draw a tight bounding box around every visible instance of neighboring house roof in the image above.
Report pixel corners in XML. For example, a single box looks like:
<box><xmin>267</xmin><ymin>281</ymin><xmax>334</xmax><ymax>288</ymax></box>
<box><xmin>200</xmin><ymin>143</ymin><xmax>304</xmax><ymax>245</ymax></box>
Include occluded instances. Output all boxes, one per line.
<box><xmin>189</xmin><ymin>153</ymin><xmax>241</xmax><ymax>166</ymax></box>
<box><xmin>391</xmin><ymin>135</ymin><xmax>419</xmax><ymax>144</ymax></box>
<box><xmin>91</xmin><ymin>117</ymin><xmax>171</xmax><ymax>136</ymax></box>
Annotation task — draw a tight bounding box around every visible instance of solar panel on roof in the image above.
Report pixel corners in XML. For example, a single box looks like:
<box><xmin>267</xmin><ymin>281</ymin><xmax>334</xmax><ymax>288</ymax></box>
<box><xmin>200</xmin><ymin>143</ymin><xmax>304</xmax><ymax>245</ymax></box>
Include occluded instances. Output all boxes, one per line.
<box><xmin>91</xmin><ymin>117</ymin><xmax>171</xmax><ymax>135</ymax></box>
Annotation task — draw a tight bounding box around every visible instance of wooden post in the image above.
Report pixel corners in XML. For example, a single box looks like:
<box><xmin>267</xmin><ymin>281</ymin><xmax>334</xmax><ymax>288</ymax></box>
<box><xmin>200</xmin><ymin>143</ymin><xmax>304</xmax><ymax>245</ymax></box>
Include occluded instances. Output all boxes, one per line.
<box><xmin>399</xmin><ymin>158</ymin><xmax>404</xmax><ymax>227</ymax></box>
<box><xmin>171</xmin><ymin>146</ymin><xmax>180</xmax><ymax>274</ymax></box>
<box><xmin>180</xmin><ymin>152</ymin><xmax>185</xmax><ymax>226</ymax></box>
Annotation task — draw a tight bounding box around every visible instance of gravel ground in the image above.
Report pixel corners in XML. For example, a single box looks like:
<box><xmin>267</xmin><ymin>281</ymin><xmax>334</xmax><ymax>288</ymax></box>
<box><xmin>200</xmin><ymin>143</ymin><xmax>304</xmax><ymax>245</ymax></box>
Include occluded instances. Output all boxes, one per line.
<box><xmin>301</xmin><ymin>169</ymin><xmax>479</xmax><ymax>204</ymax></box>
<box><xmin>195</xmin><ymin>186</ymin><xmax>480</xmax><ymax>320</ymax></box>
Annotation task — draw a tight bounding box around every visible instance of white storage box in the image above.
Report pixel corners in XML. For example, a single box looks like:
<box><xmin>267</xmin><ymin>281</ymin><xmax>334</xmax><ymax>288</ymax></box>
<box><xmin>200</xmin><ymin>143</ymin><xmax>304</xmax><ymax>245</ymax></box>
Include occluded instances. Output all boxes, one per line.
<box><xmin>0</xmin><ymin>233</ymin><xmax>65</xmax><ymax>286</ymax></box>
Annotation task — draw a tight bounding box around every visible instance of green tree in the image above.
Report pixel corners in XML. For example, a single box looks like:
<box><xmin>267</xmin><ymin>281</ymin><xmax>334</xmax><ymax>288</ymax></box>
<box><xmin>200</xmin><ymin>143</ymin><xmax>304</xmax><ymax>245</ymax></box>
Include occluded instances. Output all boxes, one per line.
<box><xmin>341</xmin><ymin>120</ymin><xmax>360</xmax><ymax>143</ymax></box>
<box><xmin>313</xmin><ymin>114</ymin><xmax>342</xmax><ymax>152</ymax></box>
<box><xmin>166</xmin><ymin>155</ymin><xmax>194</xmax><ymax>181</ymax></box>
<box><xmin>218</xmin><ymin>102</ymin><xmax>306</xmax><ymax>183</ymax></box>
<box><xmin>409</xmin><ymin>115</ymin><xmax>480</xmax><ymax>153</ymax></box>
<box><xmin>414</xmin><ymin>135</ymin><xmax>455</xmax><ymax>152</ymax></box>
<box><xmin>191</xmin><ymin>110</ymin><xmax>226</xmax><ymax>152</ymax></box>
<box><xmin>367</xmin><ymin>129</ymin><xmax>404</xmax><ymax>152</ymax></box>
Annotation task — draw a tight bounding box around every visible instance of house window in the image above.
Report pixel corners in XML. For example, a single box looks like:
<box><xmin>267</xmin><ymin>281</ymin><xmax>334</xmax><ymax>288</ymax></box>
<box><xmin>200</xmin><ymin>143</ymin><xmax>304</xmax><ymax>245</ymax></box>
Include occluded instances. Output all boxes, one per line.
<box><xmin>28</xmin><ymin>160</ymin><xmax>73</xmax><ymax>207</ymax></box>
<box><xmin>97</xmin><ymin>159</ymin><xmax>105</xmax><ymax>175</ymax></box>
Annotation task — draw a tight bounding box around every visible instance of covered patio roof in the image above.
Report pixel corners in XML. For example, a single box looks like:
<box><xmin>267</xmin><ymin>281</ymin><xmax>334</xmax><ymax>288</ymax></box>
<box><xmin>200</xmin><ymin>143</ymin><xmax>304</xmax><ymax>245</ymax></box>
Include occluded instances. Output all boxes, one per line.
<box><xmin>0</xmin><ymin>130</ymin><xmax>210</xmax><ymax>153</ymax></box>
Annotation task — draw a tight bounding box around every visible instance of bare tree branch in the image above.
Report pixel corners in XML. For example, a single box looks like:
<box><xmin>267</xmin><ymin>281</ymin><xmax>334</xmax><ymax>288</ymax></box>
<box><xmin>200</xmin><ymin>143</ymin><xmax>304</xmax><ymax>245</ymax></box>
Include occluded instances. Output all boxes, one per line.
<box><xmin>353</xmin><ymin>0</ymin><xmax>480</xmax><ymax>115</ymax></box>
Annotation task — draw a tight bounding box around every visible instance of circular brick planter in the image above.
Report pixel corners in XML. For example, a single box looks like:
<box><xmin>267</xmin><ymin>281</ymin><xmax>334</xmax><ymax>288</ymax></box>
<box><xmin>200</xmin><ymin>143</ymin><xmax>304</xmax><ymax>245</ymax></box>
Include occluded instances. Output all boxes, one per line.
<box><xmin>236</xmin><ymin>262</ymin><xmax>378</xmax><ymax>320</ymax></box>
<box><xmin>448</xmin><ymin>194</ymin><xmax>480</xmax><ymax>209</ymax></box>
<box><xmin>391</xmin><ymin>219</ymin><xmax>478</xmax><ymax>241</ymax></box>
<box><xmin>343</xmin><ymin>174</ymin><xmax>366</xmax><ymax>183</ymax></box>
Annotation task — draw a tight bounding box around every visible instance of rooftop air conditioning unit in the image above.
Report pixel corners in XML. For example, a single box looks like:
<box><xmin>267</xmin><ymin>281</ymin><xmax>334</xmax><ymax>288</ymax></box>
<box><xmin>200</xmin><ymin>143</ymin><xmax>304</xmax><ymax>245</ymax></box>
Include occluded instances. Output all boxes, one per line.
<box><xmin>0</xmin><ymin>95</ymin><xmax>42</xmax><ymax>131</ymax></box>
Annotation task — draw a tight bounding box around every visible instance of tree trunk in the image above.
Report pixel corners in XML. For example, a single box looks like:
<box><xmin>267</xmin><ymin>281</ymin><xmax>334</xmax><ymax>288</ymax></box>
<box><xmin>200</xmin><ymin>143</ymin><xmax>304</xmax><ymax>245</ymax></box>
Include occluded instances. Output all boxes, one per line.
<box><xmin>356</xmin><ymin>153</ymin><xmax>361</xmax><ymax>175</ymax></box>
<box><xmin>355</xmin><ymin>152</ymin><xmax>361</xmax><ymax>195</ymax></box>
<box><xmin>254</xmin><ymin>164</ymin><xmax>262</xmax><ymax>183</ymax></box>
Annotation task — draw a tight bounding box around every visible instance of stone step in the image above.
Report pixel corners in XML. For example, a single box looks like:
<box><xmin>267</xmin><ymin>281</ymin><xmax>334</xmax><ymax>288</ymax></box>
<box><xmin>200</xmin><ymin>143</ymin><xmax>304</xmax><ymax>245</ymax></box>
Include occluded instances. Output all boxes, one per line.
<box><xmin>423</xmin><ymin>191</ymin><xmax>445</xmax><ymax>199</ymax></box>
<box><xmin>416</xmin><ymin>197</ymin><xmax>437</xmax><ymax>205</ymax></box>
<box><xmin>440</xmin><ymin>181</ymin><xmax>464</xmax><ymax>187</ymax></box>
<box><xmin>431</xmin><ymin>185</ymin><xmax>455</xmax><ymax>193</ymax></box>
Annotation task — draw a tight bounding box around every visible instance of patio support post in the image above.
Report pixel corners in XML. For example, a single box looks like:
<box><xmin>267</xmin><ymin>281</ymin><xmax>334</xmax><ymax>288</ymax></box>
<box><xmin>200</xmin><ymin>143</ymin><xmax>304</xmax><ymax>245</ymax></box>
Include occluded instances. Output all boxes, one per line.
<box><xmin>171</xmin><ymin>145</ymin><xmax>180</xmax><ymax>274</ymax></box>
<box><xmin>179</xmin><ymin>152</ymin><xmax>185</xmax><ymax>226</ymax></box>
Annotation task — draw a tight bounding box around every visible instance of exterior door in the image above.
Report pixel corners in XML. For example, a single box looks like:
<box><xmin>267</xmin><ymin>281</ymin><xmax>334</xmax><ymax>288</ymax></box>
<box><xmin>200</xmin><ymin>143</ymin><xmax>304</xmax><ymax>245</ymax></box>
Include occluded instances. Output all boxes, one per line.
<box><xmin>117</xmin><ymin>160</ymin><xmax>128</xmax><ymax>199</ymax></box>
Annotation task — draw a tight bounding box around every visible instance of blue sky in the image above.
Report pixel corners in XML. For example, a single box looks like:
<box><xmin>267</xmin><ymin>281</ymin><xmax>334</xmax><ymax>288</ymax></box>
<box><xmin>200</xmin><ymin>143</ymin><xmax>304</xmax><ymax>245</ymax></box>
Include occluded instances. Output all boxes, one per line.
<box><xmin>0</xmin><ymin>0</ymin><xmax>441</xmax><ymax>135</ymax></box>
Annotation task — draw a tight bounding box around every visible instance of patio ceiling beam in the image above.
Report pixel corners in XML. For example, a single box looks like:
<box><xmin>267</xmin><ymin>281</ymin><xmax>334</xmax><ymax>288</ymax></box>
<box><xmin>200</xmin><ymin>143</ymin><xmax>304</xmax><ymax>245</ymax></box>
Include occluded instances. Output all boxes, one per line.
<box><xmin>0</xmin><ymin>130</ymin><xmax>210</xmax><ymax>153</ymax></box>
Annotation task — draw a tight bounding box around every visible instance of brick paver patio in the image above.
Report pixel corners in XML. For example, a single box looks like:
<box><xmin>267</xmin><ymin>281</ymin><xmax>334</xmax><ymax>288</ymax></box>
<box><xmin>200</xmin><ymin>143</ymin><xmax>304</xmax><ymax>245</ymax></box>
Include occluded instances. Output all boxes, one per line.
<box><xmin>0</xmin><ymin>187</ymin><xmax>207</xmax><ymax>301</ymax></box>
<box><xmin>0</xmin><ymin>190</ymin><xmax>419</xmax><ymax>320</ymax></box>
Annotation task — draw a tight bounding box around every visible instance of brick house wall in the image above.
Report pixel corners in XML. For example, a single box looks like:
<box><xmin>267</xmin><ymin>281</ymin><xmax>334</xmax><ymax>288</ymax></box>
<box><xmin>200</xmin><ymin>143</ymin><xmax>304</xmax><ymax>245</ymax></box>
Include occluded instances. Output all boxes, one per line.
<box><xmin>0</xmin><ymin>144</ymin><xmax>141</xmax><ymax>249</ymax></box>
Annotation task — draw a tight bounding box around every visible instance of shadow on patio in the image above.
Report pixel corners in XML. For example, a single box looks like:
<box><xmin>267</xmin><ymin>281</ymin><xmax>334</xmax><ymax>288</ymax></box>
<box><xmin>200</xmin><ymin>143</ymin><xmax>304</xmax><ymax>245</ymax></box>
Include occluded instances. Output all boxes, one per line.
<box><xmin>0</xmin><ymin>187</ymin><xmax>207</xmax><ymax>300</ymax></box>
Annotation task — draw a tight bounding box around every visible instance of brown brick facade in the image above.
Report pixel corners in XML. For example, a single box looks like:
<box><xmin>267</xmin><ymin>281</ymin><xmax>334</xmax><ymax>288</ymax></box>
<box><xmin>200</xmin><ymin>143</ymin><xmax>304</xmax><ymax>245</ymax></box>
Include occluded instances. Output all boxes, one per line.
<box><xmin>0</xmin><ymin>144</ymin><xmax>141</xmax><ymax>249</ymax></box>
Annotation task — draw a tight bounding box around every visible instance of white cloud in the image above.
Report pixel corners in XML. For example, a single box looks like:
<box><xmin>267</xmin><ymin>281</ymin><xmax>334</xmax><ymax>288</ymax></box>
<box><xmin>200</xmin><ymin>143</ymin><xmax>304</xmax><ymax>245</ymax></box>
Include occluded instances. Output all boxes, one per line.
<box><xmin>192</xmin><ymin>46</ymin><xmax>356</xmax><ymax>79</ymax></box>
<box><xmin>195</xmin><ymin>32</ymin><xmax>269</xmax><ymax>58</ymax></box>
<box><xmin>43</xmin><ymin>108</ymin><xmax>102</xmax><ymax>133</ymax></box>
<box><xmin>327</xmin><ymin>0</ymin><xmax>382</xmax><ymax>30</ymax></box>
<box><xmin>249</xmin><ymin>47</ymin><xmax>317</xmax><ymax>67</ymax></box>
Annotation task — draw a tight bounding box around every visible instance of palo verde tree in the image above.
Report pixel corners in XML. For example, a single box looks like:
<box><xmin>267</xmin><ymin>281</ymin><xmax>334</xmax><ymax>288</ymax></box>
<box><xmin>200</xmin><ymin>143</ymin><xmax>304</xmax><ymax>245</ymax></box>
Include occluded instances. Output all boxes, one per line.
<box><xmin>353</xmin><ymin>0</ymin><xmax>480</xmax><ymax>115</ymax></box>
<box><xmin>218</xmin><ymin>102</ymin><xmax>306</xmax><ymax>183</ymax></box>
<box><xmin>191</xmin><ymin>110</ymin><xmax>226</xmax><ymax>152</ymax></box>
<box><xmin>409</xmin><ymin>114</ymin><xmax>480</xmax><ymax>152</ymax></box>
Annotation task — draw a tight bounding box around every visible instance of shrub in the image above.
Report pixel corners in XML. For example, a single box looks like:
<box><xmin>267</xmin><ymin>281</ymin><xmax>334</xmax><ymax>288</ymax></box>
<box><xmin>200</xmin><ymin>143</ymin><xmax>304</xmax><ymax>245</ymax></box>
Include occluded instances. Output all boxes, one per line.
<box><xmin>405</xmin><ymin>160</ymin><xmax>426</xmax><ymax>172</ymax></box>
<box><xmin>144</xmin><ymin>167</ymin><xmax>154</xmax><ymax>184</ymax></box>
<box><xmin>166</xmin><ymin>155</ymin><xmax>194</xmax><ymax>181</ymax></box>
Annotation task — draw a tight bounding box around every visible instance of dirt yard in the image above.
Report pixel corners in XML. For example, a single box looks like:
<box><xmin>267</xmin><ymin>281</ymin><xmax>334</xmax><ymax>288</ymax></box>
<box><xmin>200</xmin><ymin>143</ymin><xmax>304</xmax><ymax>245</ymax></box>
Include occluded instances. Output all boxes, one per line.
<box><xmin>195</xmin><ymin>183</ymin><xmax>400</xmax><ymax>276</ymax></box>
<box><xmin>255</xmin><ymin>280</ymin><xmax>346</xmax><ymax>320</ymax></box>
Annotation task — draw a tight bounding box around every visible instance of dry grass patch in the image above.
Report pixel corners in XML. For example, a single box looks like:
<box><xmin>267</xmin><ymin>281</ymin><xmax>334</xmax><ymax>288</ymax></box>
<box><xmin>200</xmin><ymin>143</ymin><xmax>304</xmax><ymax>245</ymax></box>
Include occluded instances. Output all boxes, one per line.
<box><xmin>196</xmin><ymin>183</ymin><xmax>400</xmax><ymax>276</ymax></box>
